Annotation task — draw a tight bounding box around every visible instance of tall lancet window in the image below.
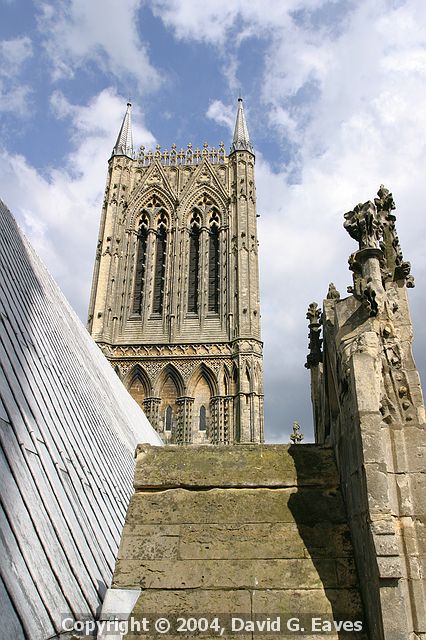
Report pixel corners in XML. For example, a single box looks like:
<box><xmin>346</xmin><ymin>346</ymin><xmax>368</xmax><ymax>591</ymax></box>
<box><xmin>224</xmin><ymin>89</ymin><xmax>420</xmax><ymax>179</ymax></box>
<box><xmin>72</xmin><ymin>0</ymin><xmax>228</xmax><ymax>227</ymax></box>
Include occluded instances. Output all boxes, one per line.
<box><xmin>188</xmin><ymin>210</ymin><xmax>201</xmax><ymax>313</ymax></box>
<box><xmin>132</xmin><ymin>213</ymin><xmax>149</xmax><ymax>314</ymax></box>
<box><xmin>152</xmin><ymin>211</ymin><xmax>168</xmax><ymax>314</ymax></box>
<box><xmin>208</xmin><ymin>209</ymin><xmax>220</xmax><ymax>313</ymax></box>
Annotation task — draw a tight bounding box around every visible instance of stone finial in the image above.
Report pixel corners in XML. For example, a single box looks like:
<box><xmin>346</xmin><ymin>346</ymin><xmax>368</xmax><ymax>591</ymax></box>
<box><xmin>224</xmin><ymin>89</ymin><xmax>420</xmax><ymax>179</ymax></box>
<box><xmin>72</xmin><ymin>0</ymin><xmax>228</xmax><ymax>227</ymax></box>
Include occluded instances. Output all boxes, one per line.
<box><xmin>290</xmin><ymin>421</ymin><xmax>304</xmax><ymax>444</ymax></box>
<box><xmin>344</xmin><ymin>201</ymin><xmax>383</xmax><ymax>250</ymax></box>
<box><xmin>374</xmin><ymin>184</ymin><xmax>395</xmax><ymax>214</ymax></box>
<box><xmin>305</xmin><ymin>302</ymin><xmax>323</xmax><ymax>369</ymax></box>
<box><xmin>327</xmin><ymin>283</ymin><xmax>340</xmax><ymax>300</ymax></box>
<box><xmin>374</xmin><ymin>185</ymin><xmax>415</xmax><ymax>288</ymax></box>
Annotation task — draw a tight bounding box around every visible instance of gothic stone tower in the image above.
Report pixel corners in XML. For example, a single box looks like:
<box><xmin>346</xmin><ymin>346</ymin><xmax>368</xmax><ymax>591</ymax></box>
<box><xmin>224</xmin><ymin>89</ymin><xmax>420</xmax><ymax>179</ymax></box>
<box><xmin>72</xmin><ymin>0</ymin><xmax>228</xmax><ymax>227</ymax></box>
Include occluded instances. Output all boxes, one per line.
<box><xmin>88</xmin><ymin>99</ymin><xmax>264</xmax><ymax>445</ymax></box>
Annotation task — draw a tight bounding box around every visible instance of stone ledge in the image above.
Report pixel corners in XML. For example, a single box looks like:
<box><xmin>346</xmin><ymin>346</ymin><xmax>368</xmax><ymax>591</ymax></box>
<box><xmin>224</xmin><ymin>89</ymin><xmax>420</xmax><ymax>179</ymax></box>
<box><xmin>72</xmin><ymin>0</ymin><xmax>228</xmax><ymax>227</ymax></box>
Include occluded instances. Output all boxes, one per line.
<box><xmin>134</xmin><ymin>444</ymin><xmax>338</xmax><ymax>489</ymax></box>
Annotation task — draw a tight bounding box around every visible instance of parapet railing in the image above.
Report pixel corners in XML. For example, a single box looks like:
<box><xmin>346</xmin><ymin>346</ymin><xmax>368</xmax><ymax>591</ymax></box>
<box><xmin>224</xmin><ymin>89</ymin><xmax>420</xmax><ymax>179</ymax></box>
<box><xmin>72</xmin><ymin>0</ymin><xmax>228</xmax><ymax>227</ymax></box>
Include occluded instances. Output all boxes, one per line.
<box><xmin>136</xmin><ymin>142</ymin><xmax>227</xmax><ymax>166</ymax></box>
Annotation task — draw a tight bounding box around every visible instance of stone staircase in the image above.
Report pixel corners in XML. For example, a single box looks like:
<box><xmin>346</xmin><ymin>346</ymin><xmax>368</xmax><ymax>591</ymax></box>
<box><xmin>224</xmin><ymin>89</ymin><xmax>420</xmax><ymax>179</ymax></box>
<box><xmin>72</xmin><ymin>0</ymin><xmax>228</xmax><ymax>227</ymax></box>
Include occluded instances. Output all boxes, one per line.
<box><xmin>113</xmin><ymin>444</ymin><xmax>368</xmax><ymax>639</ymax></box>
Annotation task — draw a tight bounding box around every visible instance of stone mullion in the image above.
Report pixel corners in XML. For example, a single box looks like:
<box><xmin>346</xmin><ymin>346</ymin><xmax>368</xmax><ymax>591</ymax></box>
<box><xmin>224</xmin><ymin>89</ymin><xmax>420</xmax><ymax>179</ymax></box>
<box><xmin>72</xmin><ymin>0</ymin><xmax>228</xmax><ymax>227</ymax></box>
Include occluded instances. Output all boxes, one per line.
<box><xmin>163</xmin><ymin>226</ymin><xmax>174</xmax><ymax>334</ymax></box>
<box><xmin>181</xmin><ymin>227</ymin><xmax>190</xmax><ymax>320</ymax></box>
<box><xmin>142</xmin><ymin>228</ymin><xmax>157</xmax><ymax>321</ymax></box>
<box><xmin>199</xmin><ymin>227</ymin><xmax>209</xmax><ymax>329</ymax></box>
<box><xmin>171</xmin><ymin>219</ymin><xmax>186</xmax><ymax>332</ymax></box>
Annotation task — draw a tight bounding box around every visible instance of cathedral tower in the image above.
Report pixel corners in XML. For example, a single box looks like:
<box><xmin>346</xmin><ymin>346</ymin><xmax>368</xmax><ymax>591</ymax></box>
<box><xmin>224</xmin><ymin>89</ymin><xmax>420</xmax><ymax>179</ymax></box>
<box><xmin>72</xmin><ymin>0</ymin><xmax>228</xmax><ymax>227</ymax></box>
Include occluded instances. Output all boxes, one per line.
<box><xmin>88</xmin><ymin>99</ymin><xmax>264</xmax><ymax>444</ymax></box>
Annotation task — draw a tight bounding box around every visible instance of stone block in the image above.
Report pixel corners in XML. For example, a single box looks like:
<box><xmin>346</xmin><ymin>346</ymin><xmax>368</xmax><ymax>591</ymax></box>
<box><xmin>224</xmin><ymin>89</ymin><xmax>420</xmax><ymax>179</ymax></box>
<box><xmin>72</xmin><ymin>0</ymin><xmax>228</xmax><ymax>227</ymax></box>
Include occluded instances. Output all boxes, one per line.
<box><xmin>132</xmin><ymin>587</ymin><xmax>252</xmax><ymax>614</ymax></box>
<box><xmin>118</xmin><ymin>525</ymin><xmax>180</xmax><ymax>560</ymax></box>
<box><xmin>373</xmin><ymin>533</ymin><xmax>400</xmax><ymax>557</ymax></box>
<box><xmin>134</xmin><ymin>444</ymin><xmax>338</xmax><ymax>489</ymax></box>
<box><xmin>377</xmin><ymin>556</ymin><xmax>402</xmax><ymax>579</ymax></box>
<box><xmin>400</xmin><ymin>516</ymin><xmax>426</xmax><ymax>556</ymax></box>
<box><xmin>114</xmin><ymin>558</ymin><xmax>338</xmax><ymax>590</ymax></box>
<box><xmin>364</xmin><ymin>463</ymin><xmax>391</xmax><ymax>514</ymax></box>
<box><xmin>396</xmin><ymin>473</ymin><xmax>426</xmax><ymax>516</ymax></box>
<box><xmin>178</xmin><ymin>522</ymin><xmax>352</xmax><ymax>560</ymax></box>
<box><xmin>126</xmin><ymin>488</ymin><xmax>348</xmax><ymax>526</ymax></box>
<box><xmin>252</xmin><ymin>588</ymin><xmax>364</xmax><ymax>617</ymax></box>
<box><xmin>391</xmin><ymin>426</ymin><xmax>426</xmax><ymax>473</ymax></box>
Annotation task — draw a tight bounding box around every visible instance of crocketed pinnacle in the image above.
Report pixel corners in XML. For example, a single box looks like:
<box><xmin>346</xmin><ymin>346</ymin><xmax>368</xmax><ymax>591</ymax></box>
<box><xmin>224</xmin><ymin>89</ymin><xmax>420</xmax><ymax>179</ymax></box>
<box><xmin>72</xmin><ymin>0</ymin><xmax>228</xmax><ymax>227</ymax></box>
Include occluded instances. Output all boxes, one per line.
<box><xmin>230</xmin><ymin>97</ymin><xmax>253</xmax><ymax>154</ymax></box>
<box><xmin>112</xmin><ymin>102</ymin><xmax>134</xmax><ymax>158</ymax></box>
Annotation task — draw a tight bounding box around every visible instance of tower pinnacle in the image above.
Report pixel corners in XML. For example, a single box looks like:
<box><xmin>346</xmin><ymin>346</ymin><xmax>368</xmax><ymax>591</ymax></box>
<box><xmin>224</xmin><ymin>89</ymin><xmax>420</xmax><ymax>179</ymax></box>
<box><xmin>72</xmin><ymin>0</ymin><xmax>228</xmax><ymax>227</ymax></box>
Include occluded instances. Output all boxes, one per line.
<box><xmin>112</xmin><ymin>102</ymin><xmax>134</xmax><ymax>158</ymax></box>
<box><xmin>230</xmin><ymin>97</ymin><xmax>253</xmax><ymax>154</ymax></box>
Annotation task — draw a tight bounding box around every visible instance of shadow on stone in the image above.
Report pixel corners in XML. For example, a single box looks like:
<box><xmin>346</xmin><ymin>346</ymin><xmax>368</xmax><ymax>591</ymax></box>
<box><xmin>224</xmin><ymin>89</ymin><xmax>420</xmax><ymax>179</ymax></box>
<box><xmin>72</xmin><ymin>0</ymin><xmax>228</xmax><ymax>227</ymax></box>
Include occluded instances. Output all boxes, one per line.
<box><xmin>287</xmin><ymin>443</ymin><xmax>368</xmax><ymax>639</ymax></box>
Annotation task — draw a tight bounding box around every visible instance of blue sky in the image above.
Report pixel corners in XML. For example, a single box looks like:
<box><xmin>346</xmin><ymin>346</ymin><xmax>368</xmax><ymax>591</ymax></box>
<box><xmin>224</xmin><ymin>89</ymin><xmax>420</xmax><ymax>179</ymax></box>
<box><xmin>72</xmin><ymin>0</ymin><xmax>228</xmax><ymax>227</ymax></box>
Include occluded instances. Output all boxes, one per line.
<box><xmin>2</xmin><ymin>0</ymin><xmax>426</xmax><ymax>442</ymax></box>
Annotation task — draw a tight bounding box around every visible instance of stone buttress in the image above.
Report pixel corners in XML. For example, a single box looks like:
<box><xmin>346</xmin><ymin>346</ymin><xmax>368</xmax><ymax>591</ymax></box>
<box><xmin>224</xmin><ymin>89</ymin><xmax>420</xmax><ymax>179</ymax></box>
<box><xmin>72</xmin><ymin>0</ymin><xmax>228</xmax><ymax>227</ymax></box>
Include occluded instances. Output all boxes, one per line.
<box><xmin>306</xmin><ymin>186</ymin><xmax>426</xmax><ymax>640</ymax></box>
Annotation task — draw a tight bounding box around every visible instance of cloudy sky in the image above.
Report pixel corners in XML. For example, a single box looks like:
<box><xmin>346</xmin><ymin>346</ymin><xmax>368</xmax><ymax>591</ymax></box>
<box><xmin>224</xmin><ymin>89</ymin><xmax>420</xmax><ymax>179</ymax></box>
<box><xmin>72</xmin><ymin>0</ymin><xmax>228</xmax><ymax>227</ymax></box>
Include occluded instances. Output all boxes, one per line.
<box><xmin>2</xmin><ymin>0</ymin><xmax>426</xmax><ymax>442</ymax></box>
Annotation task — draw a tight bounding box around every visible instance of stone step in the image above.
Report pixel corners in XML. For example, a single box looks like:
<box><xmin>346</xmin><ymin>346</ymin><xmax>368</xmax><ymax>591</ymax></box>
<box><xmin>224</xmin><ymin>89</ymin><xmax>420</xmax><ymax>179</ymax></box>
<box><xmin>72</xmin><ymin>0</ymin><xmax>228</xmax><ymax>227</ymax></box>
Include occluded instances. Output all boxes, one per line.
<box><xmin>117</xmin><ymin>522</ymin><xmax>353</xmax><ymax>560</ymax></box>
<box><xmin>114</xmin><ymin>557</ymin><xmax>358</xmax><ymax>590</ymax></box>
<box><xmin>123</xmin><ymin>589</ymin><xmax>366</xmax><ymax>639</ymax></box>
<box><xmin>126</xmin><ymin>486</ymin><xmax>347</xmax><ymax>526</ymax></box>
<box><xmin>134</xmin><ymin>444</ymin><xmax>339</xmax><ymax>489</ymax></box>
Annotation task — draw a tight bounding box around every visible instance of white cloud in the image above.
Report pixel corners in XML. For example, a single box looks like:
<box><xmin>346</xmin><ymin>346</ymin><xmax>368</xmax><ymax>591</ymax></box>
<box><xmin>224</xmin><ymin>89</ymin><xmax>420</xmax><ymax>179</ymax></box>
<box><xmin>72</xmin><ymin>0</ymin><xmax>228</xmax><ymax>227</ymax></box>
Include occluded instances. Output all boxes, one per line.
<box><xmin>206</xmin><ymin>100</ymin><xmax>234</xmax><ymax>131</ymax></box>
<box><xmin>0</xmin><ymin>36</ymin><xmax>33</xmax><ymax>77</ymax></box>
<box><xmin>165</xmin><ymin>0</ymin><xmax>426</xmax><ymax>439</ymax></box>
<box><xmin>0</xmin><ymin>36</ymin><xmax>33</xmax><ymax>115</ymax></box>
<box><xmin>0</xmin><ymin>88</ymin><xmax>156</xmax><ymax>317</ymax></box>
<box><xmin>37</xmin><ymin>0</ymin><xmax>161</xmax><ymax>92</ymax></box>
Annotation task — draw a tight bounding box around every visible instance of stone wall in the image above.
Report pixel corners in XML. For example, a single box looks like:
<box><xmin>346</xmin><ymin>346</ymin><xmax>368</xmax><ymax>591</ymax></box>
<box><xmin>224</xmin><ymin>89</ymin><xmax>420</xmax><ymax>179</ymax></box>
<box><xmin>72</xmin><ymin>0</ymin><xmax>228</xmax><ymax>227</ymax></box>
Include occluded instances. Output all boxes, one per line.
<box><xmin>110</xmin><ymin>444</ymin><xmax>367</xmax><ymax>639</ymax></box>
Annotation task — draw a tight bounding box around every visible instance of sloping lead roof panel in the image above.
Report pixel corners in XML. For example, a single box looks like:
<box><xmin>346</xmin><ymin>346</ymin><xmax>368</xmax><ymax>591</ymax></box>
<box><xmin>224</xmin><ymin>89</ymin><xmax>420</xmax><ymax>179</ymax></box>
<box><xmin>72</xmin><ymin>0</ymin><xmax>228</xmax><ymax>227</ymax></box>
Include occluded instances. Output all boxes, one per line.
<box><xmin>0</xmin><ymin>199</ymin><xmax>162</xmax><ymax>639</ymax></box>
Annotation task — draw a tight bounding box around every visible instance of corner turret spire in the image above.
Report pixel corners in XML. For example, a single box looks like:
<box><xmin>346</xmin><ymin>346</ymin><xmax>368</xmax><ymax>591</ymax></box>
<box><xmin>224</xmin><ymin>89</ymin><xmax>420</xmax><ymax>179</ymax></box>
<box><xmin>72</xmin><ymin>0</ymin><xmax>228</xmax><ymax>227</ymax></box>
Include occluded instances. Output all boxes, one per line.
<box><xmin>230</xmin><ymin>97</ymin><xmax>253</xmax><ymax>154</ymax></box>
<box><xmin>112</xmin><ymin>102</ymin><xmax>133</xmax><ymax>158</ymax></box>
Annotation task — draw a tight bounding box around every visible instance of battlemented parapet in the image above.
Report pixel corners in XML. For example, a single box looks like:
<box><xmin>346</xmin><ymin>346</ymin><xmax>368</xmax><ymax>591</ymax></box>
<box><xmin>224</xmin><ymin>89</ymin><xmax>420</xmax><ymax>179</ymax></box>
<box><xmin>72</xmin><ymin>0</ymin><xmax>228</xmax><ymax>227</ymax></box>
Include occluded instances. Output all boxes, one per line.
<box><xmin>306</xmin><ymin>186</ymin><xmax>426</xmax><ymax>640</ymax></box>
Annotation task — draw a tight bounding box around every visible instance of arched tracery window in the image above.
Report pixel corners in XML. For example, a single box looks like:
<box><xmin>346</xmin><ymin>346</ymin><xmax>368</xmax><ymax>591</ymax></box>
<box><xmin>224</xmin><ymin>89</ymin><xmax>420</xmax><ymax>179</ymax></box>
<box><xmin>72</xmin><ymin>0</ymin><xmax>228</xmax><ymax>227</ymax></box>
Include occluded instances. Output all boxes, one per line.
<box><xmin>208</xmin><ymin>209</ymin><xmax>220</xmax><ymax>313</ymax></box>
<box><xmin>152</xmin><ymin>211</ymin><xmax>168</xmax><ymax>314</ymax></box>
<box><xmin>188</xmin><ymin>210</ymin><xmax>201</xmax><ymax>313</ymax></box>
<box><xmin>132</xmin><ymin>213</ymin><xmax>149</xmax><ymax>314</ymax></box>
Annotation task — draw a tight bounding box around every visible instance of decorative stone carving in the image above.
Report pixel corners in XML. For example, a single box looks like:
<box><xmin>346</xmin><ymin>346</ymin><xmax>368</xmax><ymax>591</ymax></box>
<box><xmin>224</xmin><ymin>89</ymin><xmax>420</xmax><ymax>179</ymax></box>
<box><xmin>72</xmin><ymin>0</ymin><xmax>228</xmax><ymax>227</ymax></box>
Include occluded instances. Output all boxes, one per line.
<box><xmin>290</xmin><ymin>421</ymin><xmax>304</xmax><ymax>444</ymax></box>
<box><xmin>344</xmin><ymin>200</ymin><xmax>383</xmax><ymax>250</ymax></box>
<box><xmin>305</xmin><ymin>302</ymin><xmax>322</xmax><ymax>369</ymax></box>
<box><xmin>326</xmin><ymin>282</ymin><xmax>340</xmax><ymax>300</ymax></box>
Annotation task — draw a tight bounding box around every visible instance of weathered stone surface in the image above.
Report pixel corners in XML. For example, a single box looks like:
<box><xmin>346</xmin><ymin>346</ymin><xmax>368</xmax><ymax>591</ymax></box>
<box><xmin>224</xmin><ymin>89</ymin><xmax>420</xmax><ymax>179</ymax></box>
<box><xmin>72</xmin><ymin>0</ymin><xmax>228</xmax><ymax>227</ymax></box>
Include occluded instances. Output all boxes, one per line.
<box><xmin>178</xmin><ymin>522</ymin><xmax>353</xmax><ymax>560</ymax></box>
<box><xmin>126</xmin><ymin>487</ymin><xmax>348</xmax><ymax>525</ymax></box>
<box><xmin>251</xmin><ymin>588</ymin><xmax>364</xmax><ymax>616</ymax></box>
<box><xmin>114</xmin><ymin>558</ymin><xmax>349</xmax><ymax>590</ymax></box>
<box><xmin>390</xmin><ymin>426</ymin><xmax>426</xmax><ymax>473</ymax></box>
<box><xmin>396</xmin><ymin>472</ymin><xmax>426</xmax><ymax>516</ymax></box>
<box><xmin>134</xmin><ymin>444</ymin><xmax>338</xmax><ymax>489</ymax></box>
<box><xmin>132</xmin><ymin>587</ymin><xmax>252</xmax><ymax>613</ymax></box>
<box><xmin>114</xmin><ymin>444</ymin><xmax>366</xmax><ymax>639</ymax></box>
<box><xmin>117</xmin><ymin>525</ymin><xmax>180</xmax><ymax>560</ymax></box>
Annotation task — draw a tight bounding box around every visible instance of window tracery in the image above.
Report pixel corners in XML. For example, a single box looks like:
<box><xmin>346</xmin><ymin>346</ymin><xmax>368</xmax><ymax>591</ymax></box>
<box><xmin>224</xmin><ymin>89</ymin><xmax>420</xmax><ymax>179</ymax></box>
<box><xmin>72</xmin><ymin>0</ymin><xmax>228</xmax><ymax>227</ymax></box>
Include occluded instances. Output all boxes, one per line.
<box><xmin>188</xmin><ymin>210</ymin><xmax>201</xmax><ymax>313</ymax></box>
<box><xmin>132</xmin><ymin>213</ymin><xmax>149</xmax><ymax>314</ymax></box>
<box><xmin>153</xmin><ymin>211</ymin><xmax>168</xmax><ymax>314</ymax></box>
<box><xmin>208</xmin><ymin>209</ymin><xmax>220</xmax><ymax>313</ymax></box>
